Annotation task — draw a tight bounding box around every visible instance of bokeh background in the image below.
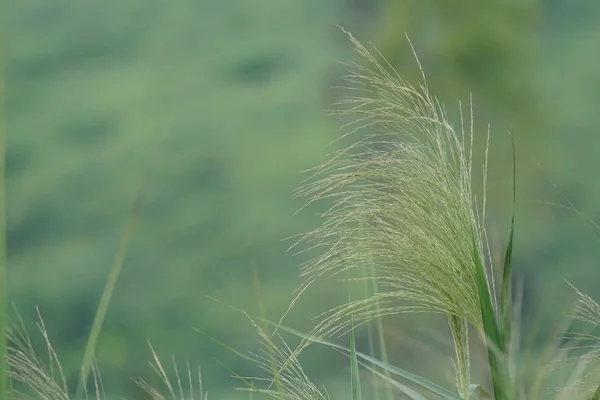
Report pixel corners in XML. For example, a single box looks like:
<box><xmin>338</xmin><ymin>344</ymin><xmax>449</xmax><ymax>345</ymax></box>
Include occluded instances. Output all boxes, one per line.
<box><xmin>5</xmin><ymin>0</ymin><xmax>600</xmax><ymax>398</ymax></box>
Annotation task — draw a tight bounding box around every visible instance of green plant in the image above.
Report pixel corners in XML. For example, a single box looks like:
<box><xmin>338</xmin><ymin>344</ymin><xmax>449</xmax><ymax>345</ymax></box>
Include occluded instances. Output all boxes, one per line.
<box><xmin>290</xmin><ymin>28</ymin><xmax>512</xmax><ymax>398</ymax></box>
<box><xmin>209</xmin><ymin>29</ymin><xmax>600</xmax><ymax>400</ymax></box>
<box><xmin>7</xmin><ymin>311</ymin><xmax>208</xmax><ymax>400</ymax></box>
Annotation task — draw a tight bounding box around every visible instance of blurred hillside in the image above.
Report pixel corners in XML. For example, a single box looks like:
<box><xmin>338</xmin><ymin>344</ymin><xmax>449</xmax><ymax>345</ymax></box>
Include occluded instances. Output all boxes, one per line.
<box><xmin>5</xmin><ymin>0</ymin><xmax>600</xmax><ymax>398</ymax></box>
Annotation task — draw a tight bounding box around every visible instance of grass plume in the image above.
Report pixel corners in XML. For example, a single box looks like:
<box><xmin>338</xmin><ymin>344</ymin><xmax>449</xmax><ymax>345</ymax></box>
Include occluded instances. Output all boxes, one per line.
<box><xmin>286</xmin><ymin>28</ymin><xmax>503</xmax><ymax>397</ymax></box>
<box><xmin>7</xmin><ymin>308</ymin><xmax>108</xmax><ymax>400</ymax></box>
<box><xmin>136</xmin><ymin>342</ymin><xmax>208</xmax><ymax>400</ymax></box>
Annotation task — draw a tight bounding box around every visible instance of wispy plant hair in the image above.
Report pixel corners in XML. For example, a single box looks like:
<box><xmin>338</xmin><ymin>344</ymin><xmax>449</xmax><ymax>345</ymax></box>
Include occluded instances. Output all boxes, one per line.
<box><xmin>286</xmin><ymin>29</ymin><xmax>496</xmax><ymax>397</ymax></box>
<box><xmin>135</xmin><ymin>342</ymin><xmax>208</xmax><ymax>400</ymax></box>
<box><xmin>7</xmin><ymin>308</ymin><xmax>106</xmax><ymax>400</ymax></box>
<box><xmin>542</xmin><ymin>285</ymin><xmax>600</xmax><ymax>399</ymax></box>
<box><xmin>236</xmin><ymin>320</ymin><xmax>330</xmax><ymax>400</ymax></box>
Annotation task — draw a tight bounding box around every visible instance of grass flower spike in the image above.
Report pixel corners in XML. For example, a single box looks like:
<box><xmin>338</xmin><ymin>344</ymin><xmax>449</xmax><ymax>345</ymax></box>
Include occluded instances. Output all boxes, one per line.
<box><xmin>290</xmin><ymin>29</ymin><xmax>505</xmax><ymax>398</ymax></box>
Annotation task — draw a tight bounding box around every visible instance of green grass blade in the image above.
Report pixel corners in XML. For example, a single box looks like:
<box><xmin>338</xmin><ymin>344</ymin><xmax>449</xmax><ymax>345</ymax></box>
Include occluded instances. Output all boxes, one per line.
<box><xmin>350</xmin><ymin>314</ymin><xmax>362</xmax><ymax>400</ymax></box>
<box><xmin>591</xmin><ymin>385</ymin><xmax>600</xmax><ymax>400</ymax></box>
<box><xmin>0</xmin><ymin>13</ymin><xmax>7</xmax><ymax>397</ymax></box>
<box><xmin>371</xmin><ymin>272</ymin><xmax>394</xmax><ymax>400</ymax></box>
<box><xmin>76</xmin><ymin>131</ymin><xmax>167</xmax><ymax>396</ymax></box>
<box><xmin>363</xmin><ymin>265</ymin><xmax>384</xmax><ymax>400</ymax></box>
<box><xmin>75</xmin><ymin>149</ymin><xmax>159</xmax><ymax>396</ymax></box>
<box><xmin>500</xmin><ymin>132</ymin><xmax>516</xmax><ymax>350</ymax></box>
<box><xmin>267</xmin><ymin>322</ymin><xmax>462</xmax><ymax>400</ymax></box>
<box><xmin>355</xmin><ymin>359</ymin><xmax>427</xmax><ymax>400</ymax></box>
<box><xmin>469</xmin><ymin>384</ymin><xmax>492</xmax><ymax>399</ymax></box>
<box><xmin>472</xmin><ymin>241</ymin><xmax>510</xmax><ymax>400</ymax></box>
<box><xmin>364</xmin><ymin>298</ymin><xmax>380</xmax><ymax>400</ymax></box>
<box><xmin>500</xmin><ymin>220</ymin><xmax>514</xmax><ymax>345</ymax></box>
<box><xmin>351</xmin><ymin>346</ymin><xmax>460</xmax><ymax>399</ymax></box>
<box><xmin>195</xmin><ymin>328</ymin><xmax>255</xmax><ymax>363</ymax></box>
<box><xmin>75</xmin><ymin>189</ymin><xmax>142</xmax><ymax>397</ymax></box>
<box><xmin>214</xmin><ymin>359</ymin><xmax>275</xmax><ymax>400</ymax></box>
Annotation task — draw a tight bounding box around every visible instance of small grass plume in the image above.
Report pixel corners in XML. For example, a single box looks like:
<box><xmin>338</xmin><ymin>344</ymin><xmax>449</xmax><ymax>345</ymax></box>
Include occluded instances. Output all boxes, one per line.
<box><xmin>532</xmin><ymin>286</ymin><xmax>600</xmax><ymax>400</ymax></box>
<box><xmin>135</xmin><ymin>342</ymin><xmax>207</xmax><ymax>400</ymax></box>
<box><xmin>286</xmin><ymin>28</ymin><xmax>509</xmax><ymax>398</ymax></box>
<box><xmin>7</xmin><ymin>308</ymin><xmax>107</xmax><ymax>400</ymax></box>
<box><xmin>197</xmin><ymin>311</ymin><xmax>330</xmax><ymax>400</ymax></box>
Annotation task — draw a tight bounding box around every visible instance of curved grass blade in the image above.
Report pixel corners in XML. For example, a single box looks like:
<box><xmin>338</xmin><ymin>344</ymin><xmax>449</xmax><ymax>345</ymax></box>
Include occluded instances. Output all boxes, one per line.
<box><xmin>196</xmin><ymin>329</ymin><xmax>276</xmax><ymax>398</ymax></box>
<box><xmin>591</xmin><ymin>385</ymin><xmax>600</xmax><ymax>400</ymax></box>
<box><xmin>75</xmin><ymin>131</ymin><xmax>168</xmax><ymax>397</ymax></box>
<box><xmin>469</xmin><ymin>384</ymin><xmax>492</xmax><ymax>399</ymax></box>
<box><xmin>75</xmin><ymin>182</ymin><xmax>144</xmax><ymax>398</ymax></box>
<box><xmin>592</xmin><ymin>384</ymin><xmax>600</xmax><ymax>400</ymax></box>
<box><xmin>195</xmin><ymin>328</ymin><xmax>255</xmax><ymax>363</ymax></box>
<box><xmin>214</xmin><ymin>359</ymin><xmax>275</xmax><ymax>400</ymax></box>
<box><xmin>355</xmin><ymin>359</ymin><xmax>427</xmax><ymax>400</ymax></box>
<box><xmin>267</xmin><ymin>322</ymin><xmax>462</xmax><ymax>400</ymax></box>
<box><xmin>500</xmin><ymin>132</ymin><xmax>516</xmax><ymax>350</ymax></box>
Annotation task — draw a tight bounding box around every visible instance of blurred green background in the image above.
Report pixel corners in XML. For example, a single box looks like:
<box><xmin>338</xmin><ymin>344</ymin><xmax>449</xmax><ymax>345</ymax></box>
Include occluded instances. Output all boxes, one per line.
<box><xmin>4</xmin><ymin>0</ymin><xmax>600</xmax><ymax>398</ymax></box>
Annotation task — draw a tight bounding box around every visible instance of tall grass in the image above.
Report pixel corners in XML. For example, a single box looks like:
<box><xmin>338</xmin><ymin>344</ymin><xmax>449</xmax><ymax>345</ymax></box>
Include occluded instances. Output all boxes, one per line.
<box><xmin>282</xmin><ymin>28</ymin><xmax>511</xmax><ymax>398</ymax></box>
<box><xmin>221</xmin><ymin>30</ymin><xmax>599</xmax><ymax>400</ymax></box>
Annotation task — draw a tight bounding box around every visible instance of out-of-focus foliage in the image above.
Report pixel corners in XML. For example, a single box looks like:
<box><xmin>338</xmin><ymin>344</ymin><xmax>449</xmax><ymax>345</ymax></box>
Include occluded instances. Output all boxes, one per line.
<box><xmin>375</xmin><ymin>0</ymin><xmax>541</xmax><ymax>134</ymax></box>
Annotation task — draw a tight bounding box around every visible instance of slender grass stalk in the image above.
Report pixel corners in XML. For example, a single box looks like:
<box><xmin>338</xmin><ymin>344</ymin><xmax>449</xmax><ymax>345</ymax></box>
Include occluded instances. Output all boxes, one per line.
<box><xmin>345</xmin><ymin>270</ymin><xmax>362</xmax><ymax>400</ymax></box>
<box><xmin>362</xmin><ymin>266</ymin><xmax>382</xmax><ymax>400</ymax></box>
<box><xmin>357</xmin><ymin>222</ymin><xmax>392</xmax><ymax>400</ymax></box>
<box><xmin>75</xmin><ymin>178</ymin><xmax>145</xmax><ymax>398</ymax></box>
<box><xmin>350</xmin><ymin>310</ymin><xmax>362</xmax><ymax>400</ymax></box>
<box><xmin>363</xmin><ymin>288</ymin><xmax>380</xmax><ymax>400</ymax></box>
<box><xmin>364</xmin><ymin>265</ymin><xmax>393</xmax><ymax>400</ymax></box>
<box><xmin>75</xmin><ymin>127</ymin><xmax>168</xmax><ymax>396</ymax></box>
<box><xmin>371</xmin><ymin>285</ymin><xmax>393</xmax><ymax>400</ymax></box>
<box><xmin>0</xmin><ymin>6</ymin><xmax>8</xmax><ymax>397</ymax></box>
